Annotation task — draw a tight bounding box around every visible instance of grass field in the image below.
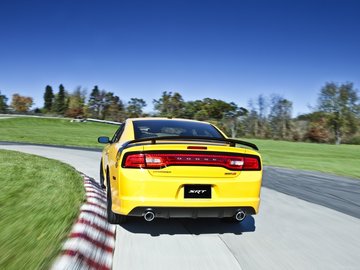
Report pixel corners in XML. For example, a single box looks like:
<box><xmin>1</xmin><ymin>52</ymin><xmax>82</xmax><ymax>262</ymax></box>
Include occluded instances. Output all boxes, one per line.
<box><xmin>246</xmin><ymin>138</ymin><xmax>360</xmax><ymax>179</ymax></box>
<box><xmin>0</xmin><ymin>117</ymin><xmax>359</xmax><ymax>179</ymax></box>
<box><xmin>0</xmin><ymin>117</ymin><xmax>118</xmax><ymax>148</ymax></box>
<box><xmin>0</xmin><ymin>149</ymin><xmax>85</xmax><ymax>270</ymax></box>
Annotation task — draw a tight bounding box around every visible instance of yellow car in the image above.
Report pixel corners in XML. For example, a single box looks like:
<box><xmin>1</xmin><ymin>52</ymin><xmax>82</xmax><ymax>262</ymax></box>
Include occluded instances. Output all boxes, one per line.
<box><xmin>98</xmin><ymin>118</ymin><xmax>262</xmax><ymax>224</ymax></box>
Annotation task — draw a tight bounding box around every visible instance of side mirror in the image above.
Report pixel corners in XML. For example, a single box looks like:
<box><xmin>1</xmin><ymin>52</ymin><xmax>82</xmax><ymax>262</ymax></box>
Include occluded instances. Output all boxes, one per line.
<box><xmin>98</xmin><ymin>136</ymin><xmax>110</xmax><ymax>144</ymax></box>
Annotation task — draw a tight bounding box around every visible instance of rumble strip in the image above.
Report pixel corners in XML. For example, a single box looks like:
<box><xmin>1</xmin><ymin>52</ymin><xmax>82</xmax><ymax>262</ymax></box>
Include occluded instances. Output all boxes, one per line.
<box><xmin>51</xmin><ymin>175</ymin><xmax>116</xmax><ymax>270</ymax></box>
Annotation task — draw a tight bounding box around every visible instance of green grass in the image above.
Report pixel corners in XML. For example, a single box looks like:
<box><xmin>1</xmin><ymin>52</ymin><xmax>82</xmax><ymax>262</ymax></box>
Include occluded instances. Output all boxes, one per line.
<box><xmin>0</xmin><ymin>117</ymin><xmax>359</xmax><ymax>179</ymax></box>
<box><xmin>245</xmin><ymin>138</ymin><xmax>360</xmax><ymax>179</ymax></box>
<box><xmin>0</xmin><ymin>117</ymin><xmax>118</xmax><ymax>148</ymax></box>
<box><xmin>0</xmin><ymin>149</ymin><xmax>85</xmax><ymax>270</ymax></box>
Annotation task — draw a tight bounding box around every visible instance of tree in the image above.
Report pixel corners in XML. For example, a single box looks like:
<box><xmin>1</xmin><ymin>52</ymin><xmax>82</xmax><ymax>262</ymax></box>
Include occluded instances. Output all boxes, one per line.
<box><xmin>198</xmin><ymin>98</ymin><xmax>235</xmax><ymax>120</ymax></box>
<box><xmin>88</xmin><ymin>85</ymin><xmax>106</xmax><ymax>118</ymax></box>
<box><xmin>54</xmin><ymin>84</ymin><xmax>67</xmax><ymax>115</ymax></box>
<box><xmin>65</xmin><ymin>87</ymin><xmax>86</xmax><ymax>117</ymax></box>
<box><xmin>244</xmin><ymin>109</ymin><xmax>260</xmax><ymax>137</ymax></box>
<box><xmin>222</xmin><ymin>104</ymin><xmax>248</xmax><ymax>138</ymax></box>
<box><xmin>10</xmin><ymin>94</ymin><xmax>33</xmax><ymax>113</ymax></box>
<box><xmin>317</xmin><ymin>82</ymin><xmax>359</xmax><ymax>144</ymax></box>
<box><xmin>306</xmin><ymin>118</ymin><xmax>331</xmax><ymax>143</ymax></box>
<box><xmin>43</xmin><ymin>85</ymin><xmax>54</xmax><ymax>112</ymax></box>
<box><xmin>256</xmin><ymin>95</ymin><xmax>269</xmax><ymax>138</ymax></box>
<box><xmin>101</xmin><ymin>92</ymin><xmax>126</xmax><ymax>121</ymax></box>
<box><xmin>268</xmin><ymin>95</ymin><xmax>293</xmax><ymax>140</ymax></box>
<box><xmin>182</xmin><ymin>98</ymin><xmax>236</xmax><ymax>121</ymax></box>
<box><xmin>243</xmin><ymin>95</ymin><xmax>271</xmax><ymax>138</ymax></box>
<box><xmin>244</xmin><ymin>95</ymin><xmax>269</xmax><ymax>138</ymax></box>
<box><xmin>107</xmin><ymin>95</ymin><xmax>126</xmax><ymax>121</ymax></box>
<box><xmin>0</xmin><ymin>91</ymin><xmax>8</xmax><ymax>113</ymax></box>
<box><xmin>298</xmin><ymin>112</ymin><xmax>331</xmax><ymax>143</ymax></box>
<box><xmin>257</xmin><ymin>94</ymin><xmax>268</xmax><ymax>119</ymax></box>
<box><xmin>183</xmin><ymin>100</ymin><xmax>204</xmax><ymax>119</ymax></box>
<box><xmin>153</xmin><ymin>91</ymin><xmax>185</xmax><ymax>117</ymax></box>
<box><xmin>126</xmin><ymin>98</ymin><xmax>146</xmax><ymax>118</ymax></box>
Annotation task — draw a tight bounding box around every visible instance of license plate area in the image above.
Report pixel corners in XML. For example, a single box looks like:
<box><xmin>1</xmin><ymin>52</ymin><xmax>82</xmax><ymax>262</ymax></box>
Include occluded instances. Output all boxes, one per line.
<box><xmin>184</xmin><ymin>185</ymin><xmax>211</xmax><ymax>199</ymax></box>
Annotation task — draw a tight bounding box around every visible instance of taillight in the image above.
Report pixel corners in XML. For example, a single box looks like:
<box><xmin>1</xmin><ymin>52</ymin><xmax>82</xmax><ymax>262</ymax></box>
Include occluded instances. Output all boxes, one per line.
<box><xmin>123</xmin><ymin>154</ymin><xmax>167</xmax><ymax>168</ymax></box>
<box><xmin>124</xmin><ymin>154</ymin><xmax>146</xmax><ymax>168</ymax></box>
<box><xmin>123</xmin><ymin>152</ymin><xmax>260</xmax><ymax>170</ymax></box>
<box><xmin>243</xmin><ymin>156</ymin><xmax>260</xmax><ymax>170</ymax></box>
<box><xmin>145</xmin><ymin>155</ymin><xmax>167</xmax><ymax>168</ymax></box>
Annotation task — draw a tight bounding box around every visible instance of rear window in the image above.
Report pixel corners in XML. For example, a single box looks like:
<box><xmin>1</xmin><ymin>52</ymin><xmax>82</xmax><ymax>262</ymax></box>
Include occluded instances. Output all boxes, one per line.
<box><xmin>133</xmin><ymin>120</ymin><xmax>224</xmax><ymax>139</ymax></box>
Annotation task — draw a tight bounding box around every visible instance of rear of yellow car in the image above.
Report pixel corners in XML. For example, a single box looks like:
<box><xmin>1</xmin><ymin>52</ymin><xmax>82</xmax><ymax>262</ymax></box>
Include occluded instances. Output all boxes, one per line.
<box><xmin>101</xmin><ymin>118</ymin><xmax>262</xmax><ymax>224</ymax></box>
<box><xmin>112</xmin><ymin>143</ymin><xmax>262</xmax><ymax>222</ymax></box>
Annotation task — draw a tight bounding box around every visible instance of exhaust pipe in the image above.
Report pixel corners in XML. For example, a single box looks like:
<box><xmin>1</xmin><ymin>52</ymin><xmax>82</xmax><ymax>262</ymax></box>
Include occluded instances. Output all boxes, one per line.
<box><xmin>235</xmin><ymin>210</ymin><xmax>246</xmax><ymax>222</ymax></box>
<box><xmin>144</xmin><ymin>211</ymin><xmax>155</xmax><ymax>222</ymax></box>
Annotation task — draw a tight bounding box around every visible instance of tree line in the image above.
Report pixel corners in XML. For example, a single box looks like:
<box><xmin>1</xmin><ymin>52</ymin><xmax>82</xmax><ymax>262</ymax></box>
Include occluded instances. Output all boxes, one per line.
<box><xmin>0</xmin><ymin>82</ymin><xmax>359</xmax><ymax>145</ymax></box>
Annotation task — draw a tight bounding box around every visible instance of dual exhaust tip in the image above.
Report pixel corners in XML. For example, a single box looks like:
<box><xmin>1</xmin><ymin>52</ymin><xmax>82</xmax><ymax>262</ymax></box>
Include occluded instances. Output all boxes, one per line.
<box><xmin>144</xmin><ymin>210</ymin><xmax>155</xmax><ymax>222</ymax></box>
<box><xmin>143</xmin><ymin>209</ymin><xmax>246</xmax><ymax>222</ymax></box>
<box><xmin>235</xmin><ymin>210</ymin><xmax>246</xmax><ymax>221</ymax></box>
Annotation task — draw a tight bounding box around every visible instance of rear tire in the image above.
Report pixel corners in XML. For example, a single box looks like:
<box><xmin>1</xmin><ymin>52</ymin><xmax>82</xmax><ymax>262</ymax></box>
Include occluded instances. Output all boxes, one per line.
<box><xmin>99</xmin><ymin>160</ymin><xmax>106</xmax><ymax>189</ymax></box>
<box><xmin>106</xmin><ymin>170</ymin><xmax>126</xmax><ymax>224</ymax></box>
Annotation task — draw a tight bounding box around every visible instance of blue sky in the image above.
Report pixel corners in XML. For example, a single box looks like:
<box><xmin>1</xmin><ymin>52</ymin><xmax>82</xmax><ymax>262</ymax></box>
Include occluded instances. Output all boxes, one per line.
<box><xmin>1</xmin><ymin>0</ymin><xmax>359</xmax><ymax>116</ymax></box>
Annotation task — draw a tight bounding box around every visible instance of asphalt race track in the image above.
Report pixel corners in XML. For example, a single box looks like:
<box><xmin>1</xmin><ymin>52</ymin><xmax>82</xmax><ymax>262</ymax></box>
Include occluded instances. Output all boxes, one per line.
<box><xmin>263</xmin><ymin>167</ymin><xmax>360</xmax><ymax>219</ymax></box>
<box><xmin>1</xmin><ymin>143</ymin><xmax>359</xmax><ymax>270</ymax></box>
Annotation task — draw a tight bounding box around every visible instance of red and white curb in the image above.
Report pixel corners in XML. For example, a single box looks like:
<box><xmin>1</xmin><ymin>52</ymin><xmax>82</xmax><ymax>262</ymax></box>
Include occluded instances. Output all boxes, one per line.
<box><xmin>51</xmin><ymin>175</ymin><xmax>116</xmax><ymax>270</ymax></box>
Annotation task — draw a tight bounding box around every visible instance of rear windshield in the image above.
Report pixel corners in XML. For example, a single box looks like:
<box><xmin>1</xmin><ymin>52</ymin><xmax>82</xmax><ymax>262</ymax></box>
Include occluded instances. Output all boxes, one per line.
<box><xmin>133</xmin><ymin>120</ymin><xmax>224</xmax><ymax>139</ymax></box>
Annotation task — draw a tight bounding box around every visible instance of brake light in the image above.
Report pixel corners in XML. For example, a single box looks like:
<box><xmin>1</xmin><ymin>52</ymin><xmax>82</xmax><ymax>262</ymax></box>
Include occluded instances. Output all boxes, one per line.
<box><xmin>123</xmin><ymin>152</ymin><xmax>260</xmax><ymax>170</ymax></box>
<box><xmin>124</xmin><ymin>154</ymin><xmax>168</xmax><ymax>168</ymax></box>
<box><xmin>243</xmin><ymin>156</ymin><xmax>260</xmax><ymax>170</ymax></box>
<box><xmin>124</xmin><ymin>154</ymin><xmax>146</xmax><ymax>168</ymax></box>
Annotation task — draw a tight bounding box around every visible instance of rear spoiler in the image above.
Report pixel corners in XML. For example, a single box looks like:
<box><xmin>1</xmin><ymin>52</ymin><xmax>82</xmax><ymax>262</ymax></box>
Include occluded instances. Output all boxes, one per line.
<box><xmin>122</xmin><ymin>136</ymin><xmax>259</xmax><ymax>151</ymax></box>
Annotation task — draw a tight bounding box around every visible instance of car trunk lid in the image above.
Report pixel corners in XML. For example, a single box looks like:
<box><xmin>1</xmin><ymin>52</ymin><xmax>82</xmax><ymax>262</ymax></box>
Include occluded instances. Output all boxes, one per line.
<box><xmin>124</xmin><ymin>142</ymin><xmax>260</xmax><ymax>178</ymax></box>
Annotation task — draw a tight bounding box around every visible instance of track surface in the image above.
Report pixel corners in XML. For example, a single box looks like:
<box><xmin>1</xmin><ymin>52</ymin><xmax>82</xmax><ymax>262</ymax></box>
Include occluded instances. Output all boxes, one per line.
<box><xmin>263</xmin><ymin>166</ymin><xmax>360</xmax><ymax>219</ymax></box>
<box><xmin>1</xmin><ymin>143</ymin><xmax>359</xmax><ymax>270</ymax></box>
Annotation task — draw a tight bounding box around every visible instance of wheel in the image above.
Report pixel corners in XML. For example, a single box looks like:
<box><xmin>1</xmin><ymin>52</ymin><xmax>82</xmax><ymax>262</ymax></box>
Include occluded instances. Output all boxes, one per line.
<box><xmin>99</xmin><ymin>160</ymin><xmax>106</xmax><ymax>189</ymax></box>
<box><xmin>106</xmin><ymin>170</ymin><xmax>126</xmax><ymax>224</ymax></box>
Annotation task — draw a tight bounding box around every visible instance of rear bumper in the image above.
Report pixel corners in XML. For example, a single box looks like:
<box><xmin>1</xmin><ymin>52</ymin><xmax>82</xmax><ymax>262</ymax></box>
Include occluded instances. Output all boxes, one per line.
<box><xmin>111</xmin><ymin>168</ymin><xmax>262</xmax><ymax>216</ymax></box>
<box><xmin>113</xmin><ymin>196</ymin><xmax>260</xmax><ymax>216</ymax></box>
<box><xmin>127</xmin><ymin>206</ymin><xmax>256</xmax><ymax>218</ymax></box>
